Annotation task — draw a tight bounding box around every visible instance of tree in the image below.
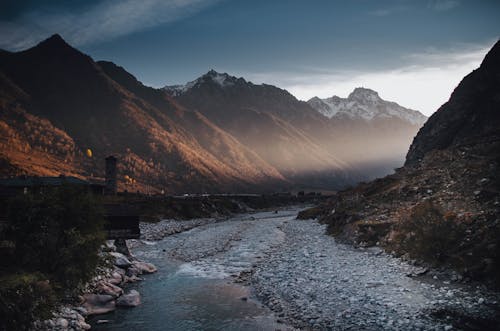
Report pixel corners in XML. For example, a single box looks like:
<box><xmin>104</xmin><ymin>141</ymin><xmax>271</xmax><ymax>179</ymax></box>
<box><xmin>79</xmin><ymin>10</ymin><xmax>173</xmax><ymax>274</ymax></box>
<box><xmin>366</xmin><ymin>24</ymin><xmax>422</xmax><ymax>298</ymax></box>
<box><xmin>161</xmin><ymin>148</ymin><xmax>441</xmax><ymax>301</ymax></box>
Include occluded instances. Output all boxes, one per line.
<box><xmin>0</xmin><ymin>185</ymin><xmax>106</xmax><ymax>330</ymax></box>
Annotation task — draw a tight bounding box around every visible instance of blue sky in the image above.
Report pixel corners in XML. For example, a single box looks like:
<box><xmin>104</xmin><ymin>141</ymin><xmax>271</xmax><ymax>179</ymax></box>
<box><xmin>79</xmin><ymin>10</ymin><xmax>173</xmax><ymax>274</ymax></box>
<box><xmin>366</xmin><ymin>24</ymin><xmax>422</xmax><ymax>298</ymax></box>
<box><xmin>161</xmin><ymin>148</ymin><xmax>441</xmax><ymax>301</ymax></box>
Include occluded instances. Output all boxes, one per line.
<box><xmin>0</xmin><ymin>0</ymin><xmax>499</xmax><ymax>115</ymax></box>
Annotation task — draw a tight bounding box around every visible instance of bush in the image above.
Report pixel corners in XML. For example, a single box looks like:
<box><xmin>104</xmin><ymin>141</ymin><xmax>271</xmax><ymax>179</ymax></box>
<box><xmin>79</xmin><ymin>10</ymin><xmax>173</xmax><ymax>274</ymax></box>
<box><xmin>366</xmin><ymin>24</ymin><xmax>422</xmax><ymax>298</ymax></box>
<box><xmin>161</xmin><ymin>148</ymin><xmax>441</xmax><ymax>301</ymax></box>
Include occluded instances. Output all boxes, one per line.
<box><xmin>0</xmin><ymin>185</ymin><xmax>105</xmax><ymax>328</ymax></box>
<box><xmin>0</xmin><ymin>273</ymin><xmax>56</xmax><ymax>331</ymax></box>
<box><xmin>392</xmin><ymin>200</ymin><xmax>465</xmax><ymax>264</ymax></box>
<box><xmin>297</xmin><ymin>205</ymin><xmax>325</xmax><ymax>220</ymax></box>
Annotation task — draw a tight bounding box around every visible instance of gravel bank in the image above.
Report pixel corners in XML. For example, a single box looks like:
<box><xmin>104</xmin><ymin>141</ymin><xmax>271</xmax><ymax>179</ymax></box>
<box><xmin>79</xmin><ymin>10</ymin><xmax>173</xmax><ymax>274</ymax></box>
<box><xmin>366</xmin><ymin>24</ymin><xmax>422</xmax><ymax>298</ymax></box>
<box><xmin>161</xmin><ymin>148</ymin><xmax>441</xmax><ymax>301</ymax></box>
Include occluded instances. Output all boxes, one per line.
<box><xmin>251</xmin><ymin>218</ymin><xmax>500</xmax><ymax>330</ymax></box>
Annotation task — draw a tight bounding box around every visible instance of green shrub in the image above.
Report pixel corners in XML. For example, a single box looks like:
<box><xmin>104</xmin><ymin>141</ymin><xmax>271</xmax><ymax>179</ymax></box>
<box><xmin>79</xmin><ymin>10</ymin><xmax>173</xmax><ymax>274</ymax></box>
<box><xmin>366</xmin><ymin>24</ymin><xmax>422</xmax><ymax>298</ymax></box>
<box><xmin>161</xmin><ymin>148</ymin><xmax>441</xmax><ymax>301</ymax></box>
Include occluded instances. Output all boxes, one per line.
<box><xmin>3</xmin><ymin>186</ymin><xmax>105</xmax><ymax>290</ymax></box>
<box><xmin>0</xmin><ymin>185</ymin><xmax>106</xmax><ymax>328</ymax></box>
<box><xmin>0</xmin><ymin>273</ymin><xmax>56</xmax><ymax>331</ymax></box>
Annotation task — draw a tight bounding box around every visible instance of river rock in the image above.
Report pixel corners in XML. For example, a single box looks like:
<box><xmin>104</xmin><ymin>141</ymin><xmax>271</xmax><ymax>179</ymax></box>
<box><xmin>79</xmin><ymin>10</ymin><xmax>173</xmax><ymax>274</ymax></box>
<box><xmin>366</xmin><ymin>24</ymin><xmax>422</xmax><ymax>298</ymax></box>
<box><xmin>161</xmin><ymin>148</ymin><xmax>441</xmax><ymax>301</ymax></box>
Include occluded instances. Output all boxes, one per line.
<box><xmin>73</xmin><ymin>306</ymin><xmax>88</xmax><ymax>316</ymax></box>
<box><xmin>56</xmin><ymin>317</ymin><xmax>69</xmax><ymax>328</ymax></box>
<box><xmin>116</xmin><ymin>290</ymin><xmax>141</xmax><ymax>307</ymax></box>
<box><xmin>132</xmin><ymin>260</ymin><xmax>158</xmax><ymax>274</ymax></box>
<box><xmin>83</xmin><ymin>294</ymin><xmax>116</xmax><ymax>315</ymax></box>
<box><xmin>126</xmin><ymin>265</ymin><xmax>142</xmax><ymax>277</ymax></box>
<box><xmin>109</xmin><ymin>252</ymin><xmax>132</xmax><ymax>268</ymax></box>
<box><xmin>108</xmin><ymin>270</ymin><xmax>124</xmax><ymax>285</ymax></box>
<box><xmin>125</xmin><ymin>275</ymin><xmax>143</xmax><ymax>283</ymax></box>
<box><xmin>79</xmin><ymin>321</ymin><xmax>92</xmax><ymax>330</ymax></box>
<box><xmin>97</xmin><ymin>281</ymin><xmax>124</xmax><ymax>297</ymax></box>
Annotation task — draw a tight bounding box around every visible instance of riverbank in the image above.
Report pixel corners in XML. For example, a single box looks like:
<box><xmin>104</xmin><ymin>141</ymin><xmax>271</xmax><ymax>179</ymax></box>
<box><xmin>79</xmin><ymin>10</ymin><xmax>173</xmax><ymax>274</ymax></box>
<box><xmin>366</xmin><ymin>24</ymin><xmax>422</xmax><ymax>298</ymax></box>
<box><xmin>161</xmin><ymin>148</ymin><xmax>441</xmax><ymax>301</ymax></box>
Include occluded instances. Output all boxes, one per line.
<box><xmin>85</xmin><ymin>207</ymin><xmax>500</xmax><ymax>330</ymax></box>
<box><xmin>33</xmin><ymin>244</ymin><xmax>158</xmax><ymax>331</ymax></box>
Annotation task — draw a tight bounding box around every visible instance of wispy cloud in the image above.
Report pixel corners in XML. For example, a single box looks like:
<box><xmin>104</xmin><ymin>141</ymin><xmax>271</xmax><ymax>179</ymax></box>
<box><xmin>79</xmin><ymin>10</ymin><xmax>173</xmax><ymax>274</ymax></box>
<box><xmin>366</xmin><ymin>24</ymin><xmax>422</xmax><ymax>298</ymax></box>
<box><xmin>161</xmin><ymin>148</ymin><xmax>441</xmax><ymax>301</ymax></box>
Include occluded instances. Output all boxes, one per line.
<box><xmin>370</xmin><ymin>0</ymin><xmax>460</xmax><ymax>17</ymax></box>
<box><xmin>369</xmin><ymin>5</ymin><xmax>410</xmax><ymax>17</ymax></box>
<box><xmin>0</xmin><ymin>0</ymin><xmax>221</xmax><ymax>50</ymax></box>
<box><xmin>428</xmin><ymin>0</ymin><xmax>460</xmax><ymax>11</ymax></box>
<box><xmin>241</xmin><ymin>41</ymin><xmax>493</xmax><ymax>116</ymax></box>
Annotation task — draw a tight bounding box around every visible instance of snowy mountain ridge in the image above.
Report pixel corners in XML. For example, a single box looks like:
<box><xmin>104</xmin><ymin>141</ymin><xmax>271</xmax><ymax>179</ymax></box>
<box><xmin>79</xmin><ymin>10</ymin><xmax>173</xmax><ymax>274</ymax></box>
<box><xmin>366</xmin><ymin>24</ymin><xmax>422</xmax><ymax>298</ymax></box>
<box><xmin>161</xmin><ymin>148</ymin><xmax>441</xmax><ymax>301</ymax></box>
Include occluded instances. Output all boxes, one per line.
<box><xmin>308</xmin><ymin>88</ymin><xmax>427</xmax><ymax>126</ymax></box>
<box><xmin>164</xmin><ymin>69</ymin><xmax>241</xmax><ymax>96</ymax></box>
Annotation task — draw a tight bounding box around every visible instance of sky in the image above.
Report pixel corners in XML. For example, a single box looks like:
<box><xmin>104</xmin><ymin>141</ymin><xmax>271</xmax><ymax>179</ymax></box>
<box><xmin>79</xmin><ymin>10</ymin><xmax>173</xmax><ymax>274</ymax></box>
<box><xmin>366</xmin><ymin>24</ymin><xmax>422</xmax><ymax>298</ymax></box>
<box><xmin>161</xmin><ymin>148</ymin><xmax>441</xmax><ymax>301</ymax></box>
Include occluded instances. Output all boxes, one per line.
<box><xmin>0</xmin><ymin>0</ymin><xmax>499</xmax><ymax>115</ymax></box>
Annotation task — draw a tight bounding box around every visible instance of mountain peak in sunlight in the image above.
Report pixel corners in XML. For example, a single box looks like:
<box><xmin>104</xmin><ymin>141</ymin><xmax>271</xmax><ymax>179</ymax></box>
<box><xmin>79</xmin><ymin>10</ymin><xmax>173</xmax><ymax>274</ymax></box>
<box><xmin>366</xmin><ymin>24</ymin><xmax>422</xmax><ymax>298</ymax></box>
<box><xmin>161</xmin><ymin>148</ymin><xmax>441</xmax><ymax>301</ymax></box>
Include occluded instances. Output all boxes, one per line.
<box><xmin>308</xmin><ymin>87</ymin><xmax>427</xmax><ymax>125</ymax></box>
<box><xmin>164</xmin><ymin>70</ymin><xmax>246</xmax><ymax>96</ymax></box>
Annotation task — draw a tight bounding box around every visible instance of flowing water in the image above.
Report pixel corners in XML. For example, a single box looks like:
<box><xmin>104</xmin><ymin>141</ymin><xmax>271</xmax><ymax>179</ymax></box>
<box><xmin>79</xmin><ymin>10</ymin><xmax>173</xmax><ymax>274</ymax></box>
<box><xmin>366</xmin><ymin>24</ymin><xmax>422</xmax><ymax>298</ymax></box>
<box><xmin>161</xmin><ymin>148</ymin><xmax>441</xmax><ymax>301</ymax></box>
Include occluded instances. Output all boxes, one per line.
<box><xmin>89</xmin><ymin>209</ymin><xmax>299</xmax><ymax>331</ymax></box>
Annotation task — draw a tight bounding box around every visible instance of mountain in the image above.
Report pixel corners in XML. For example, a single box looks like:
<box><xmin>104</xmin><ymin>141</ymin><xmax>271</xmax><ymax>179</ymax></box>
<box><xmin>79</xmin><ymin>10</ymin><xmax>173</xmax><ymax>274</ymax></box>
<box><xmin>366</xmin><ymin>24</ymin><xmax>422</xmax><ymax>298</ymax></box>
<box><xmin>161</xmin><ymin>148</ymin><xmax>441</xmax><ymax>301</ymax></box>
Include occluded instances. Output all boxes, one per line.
<box><xmin>307</xmin><ymin>87</ymin><xmax>426</xmax><ymax>125</ymax></box>
<box><xmin>303</xmin><ymin>40</ymin><xmax>500</xmax><ymax>284</ymax></box>
<box><xmin>0</xmin><ymin>34</ymin><xmax>286</xmax><ymax>193</ymax></box>
<box><xmin>166</xmin><ymin>72</ymin><xmax>430</xmax><ymax>185</ymax></box>
<box><xmin>165</xmin><ymin>70</ymin><xmax>359</xmax><ymax>190</ymax></box>
<box><xmin>307</xmin><ymin>88</ymin><xmax>427</xmax><ymax>178</ymax></box>
<box><xmin>406</xmin><ymin>42</ymin><xmax>500</xmax><ymax>165</ymax></box>
<box><xmin>0</xmin><ymin>34</ymin><xmax>431</xmax><ymax>193</ymax></box>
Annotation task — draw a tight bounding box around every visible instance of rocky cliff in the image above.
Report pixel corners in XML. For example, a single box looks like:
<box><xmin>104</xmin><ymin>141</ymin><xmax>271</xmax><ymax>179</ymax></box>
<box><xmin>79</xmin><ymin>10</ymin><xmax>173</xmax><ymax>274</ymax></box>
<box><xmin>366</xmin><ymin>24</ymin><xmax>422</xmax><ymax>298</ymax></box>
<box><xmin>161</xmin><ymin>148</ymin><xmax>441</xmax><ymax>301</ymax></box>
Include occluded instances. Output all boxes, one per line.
<box><xmin>302</xmin><ymin>40</ymin><xmax>500</xmax><ymax>285</ymax></box>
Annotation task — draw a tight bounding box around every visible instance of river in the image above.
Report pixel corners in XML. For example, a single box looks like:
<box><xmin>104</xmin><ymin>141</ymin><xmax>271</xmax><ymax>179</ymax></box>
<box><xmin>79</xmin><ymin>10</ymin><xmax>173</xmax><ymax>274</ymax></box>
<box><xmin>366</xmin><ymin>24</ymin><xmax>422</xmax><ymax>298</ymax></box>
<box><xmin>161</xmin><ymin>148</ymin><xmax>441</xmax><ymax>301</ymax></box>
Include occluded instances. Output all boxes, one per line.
<box><xmin>89</xmin><ymin>207</ymin><xmax>499</xmax><ymax>331</ymax></box>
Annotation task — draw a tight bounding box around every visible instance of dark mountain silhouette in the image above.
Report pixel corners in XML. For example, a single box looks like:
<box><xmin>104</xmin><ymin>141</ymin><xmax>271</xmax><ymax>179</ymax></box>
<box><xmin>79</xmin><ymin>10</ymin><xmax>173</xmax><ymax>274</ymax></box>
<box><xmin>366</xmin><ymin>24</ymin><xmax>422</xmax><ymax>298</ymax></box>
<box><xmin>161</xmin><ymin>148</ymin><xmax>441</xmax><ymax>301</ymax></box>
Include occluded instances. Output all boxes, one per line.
<box><xmin>406</xmin><ymin>40</ymin><xmax>500</xmax><ymax>165</ymax></box>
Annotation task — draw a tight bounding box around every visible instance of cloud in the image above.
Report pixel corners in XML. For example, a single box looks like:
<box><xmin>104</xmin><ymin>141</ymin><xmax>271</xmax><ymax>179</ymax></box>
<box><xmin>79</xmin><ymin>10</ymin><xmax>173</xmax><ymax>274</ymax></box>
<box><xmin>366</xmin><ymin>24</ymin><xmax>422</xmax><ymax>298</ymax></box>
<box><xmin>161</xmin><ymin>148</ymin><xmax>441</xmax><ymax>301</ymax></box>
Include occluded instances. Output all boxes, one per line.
<box><xmin>428</xmin><ymin>0</ymin><xmax>460</xmax><ymax>11</ymax></box>
<box><xmin>241</xmin><ymin>42</ymin><xmax>492</xmax><ymax>116</ymax></box>
<box><xmin>0</xmin><ymin>0</ymin><xmax>221</xmax><ymax>50</ymax></box>
<box><xmin>369</xmin><ymin>5</ymin><xmax>410</xmax><ymax>17</ymax></box>
<box><xmin>370</xmin><ymin>0</ymin><xmax>459</xmax><ymax>17</ymax></box>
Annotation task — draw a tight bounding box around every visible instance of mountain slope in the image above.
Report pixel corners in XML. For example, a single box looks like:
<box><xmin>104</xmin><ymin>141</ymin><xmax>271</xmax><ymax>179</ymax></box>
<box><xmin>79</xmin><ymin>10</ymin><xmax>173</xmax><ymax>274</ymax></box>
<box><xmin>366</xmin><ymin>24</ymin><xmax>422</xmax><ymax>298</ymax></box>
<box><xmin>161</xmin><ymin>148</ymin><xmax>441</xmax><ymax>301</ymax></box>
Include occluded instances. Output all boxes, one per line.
<box><xmin>307</xmin><ymin>88</ymin><xmax>427</xmax><ymax>178</ymax></box>
<box><xmin>97</xmin><ymin>61</ymin><xmax>285</xmax><ymax>185</ymax></box>
<box><xmin>0</xmin><ymin>35</ymin><xmax>287</xmax><ymax>193</ymax></box>
<box><xmin>165</xmin><ymin>70</ymin><xmax>358</xmax><ymax>189</ymax></box>
<box><xmin>304</xmin><ymin>40</ymin><xmax>500</xmax><ymax>283</ymax></box>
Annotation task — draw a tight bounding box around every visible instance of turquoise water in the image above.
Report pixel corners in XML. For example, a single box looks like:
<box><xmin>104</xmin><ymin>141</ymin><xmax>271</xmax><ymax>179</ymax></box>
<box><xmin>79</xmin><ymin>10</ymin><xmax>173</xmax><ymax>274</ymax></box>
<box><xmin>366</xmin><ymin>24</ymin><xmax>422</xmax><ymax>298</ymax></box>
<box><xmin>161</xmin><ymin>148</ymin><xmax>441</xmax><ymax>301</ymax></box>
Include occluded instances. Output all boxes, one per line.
<box><xmin>88</xmin><ymin>216</ymin><xmax>286</xmax><ymax>331</ymax></box>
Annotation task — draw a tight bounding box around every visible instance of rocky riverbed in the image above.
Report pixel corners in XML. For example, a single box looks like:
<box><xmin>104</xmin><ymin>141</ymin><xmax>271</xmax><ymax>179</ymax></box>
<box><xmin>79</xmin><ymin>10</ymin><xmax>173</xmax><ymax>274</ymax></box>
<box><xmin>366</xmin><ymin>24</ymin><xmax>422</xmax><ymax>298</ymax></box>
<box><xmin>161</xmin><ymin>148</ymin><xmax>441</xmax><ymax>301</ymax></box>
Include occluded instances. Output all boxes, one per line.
<box><xmin>126</xmin><ymin>208</ymin><xmax>500</xmax><ymax>330</ymax></box>
<box><xmin>39</xmin><ymin>207</ymin><xmax>499</xmax><ymax>330</ymax></box>
<box><xmin>251</xmin><ymin>219</ymin><xmax>500</xmax><ymax>330</ymax></box>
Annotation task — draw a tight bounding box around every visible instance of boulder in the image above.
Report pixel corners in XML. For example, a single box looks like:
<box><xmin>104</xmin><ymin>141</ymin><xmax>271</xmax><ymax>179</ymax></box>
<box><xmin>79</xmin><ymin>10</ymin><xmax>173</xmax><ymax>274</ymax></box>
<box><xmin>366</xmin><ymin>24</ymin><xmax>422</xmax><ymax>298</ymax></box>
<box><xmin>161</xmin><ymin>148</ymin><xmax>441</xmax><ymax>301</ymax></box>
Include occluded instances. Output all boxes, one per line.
<box><xmin>108</xmin><ymin>271</ymin><xmax>124</xmax><ymax>285</ymax></box>
<box><xmin>116</xmin><ymin>290</ymin><xmax>141</xmax><ymax>307</ymax></box>
<box><xmin>97</xmin><ymin>281</ymin><xmax>124</xmax><ymax>298</ymax></box>
<box><xmin>132</xmin><ymin>261</ymin><xmax>158</xmax><ymax>274</ymax></box>
<box><xmin>79</xmin><ymin>321</ymin><xmax>92</xmax><ymax>330</ymax></box>
<box><xmin>109</xmin><ymin>252</ymin><xmax>132</xmax><ymax>268</ymax></box>
<box><xmin>82</xmin><ymin>294</ymin><xmax>116</xmax><ymax>315</ymax></box>
<box><xmin>124</xmin><ymin>275</ymin><xmax>143</xmax><ymax>283</ymax></box>
<box><xmin>126</xmin><ymin>265</ymin><xmax>142</xmax><ymax>277</ymax></box>
<box><xmin>73</xmin><ymin>306</ymin><xmax>88</xmax><ymax>316</ymax></box>
<box><xmin>56</xmin><ymin>318</ymin><xmax>68</xmax><ymax>328</ymax></box>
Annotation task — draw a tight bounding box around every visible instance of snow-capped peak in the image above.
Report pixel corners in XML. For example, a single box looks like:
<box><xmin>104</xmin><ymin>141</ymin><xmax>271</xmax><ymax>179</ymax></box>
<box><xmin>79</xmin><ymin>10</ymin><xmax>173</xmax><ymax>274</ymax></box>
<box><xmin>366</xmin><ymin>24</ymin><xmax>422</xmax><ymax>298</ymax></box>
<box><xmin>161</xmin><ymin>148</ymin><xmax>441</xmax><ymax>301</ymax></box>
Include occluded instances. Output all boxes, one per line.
<box><xmin>204</xmin><ymin>69</ymin><xmax>233</xmax><ymax>86</ymax></box>
<box><xmin>307</xmin><ymin>87</ymin><xmax>427</xmax><ymax>126</ymax></box>
<box><xmin>163</xmin><ymin>70</ymin><xmax>241</xmax><ymax>96</ymax></box>
<box><xmin>348</xmin><ymin>87</ymin><xmax>381</xmax><ymax>103</ymax></box>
